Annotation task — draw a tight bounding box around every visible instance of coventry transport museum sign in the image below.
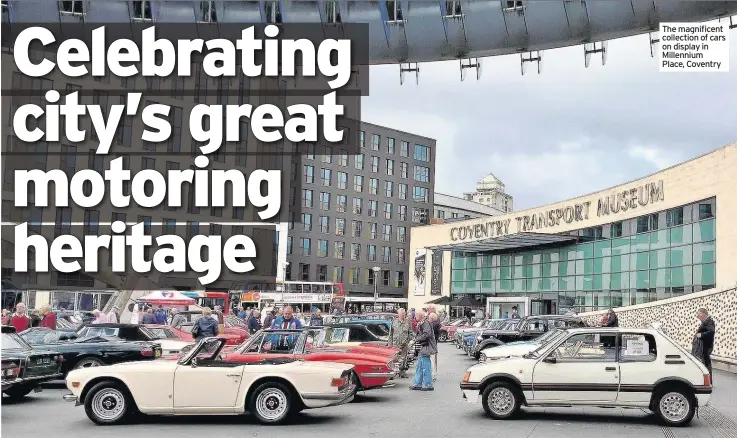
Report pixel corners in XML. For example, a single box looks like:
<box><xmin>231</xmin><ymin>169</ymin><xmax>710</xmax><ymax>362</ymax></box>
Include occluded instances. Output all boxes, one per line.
<box><xmin>450</xmin><ymin>180</ymin><xmax>664</xmax><ymax>242</ymax></box>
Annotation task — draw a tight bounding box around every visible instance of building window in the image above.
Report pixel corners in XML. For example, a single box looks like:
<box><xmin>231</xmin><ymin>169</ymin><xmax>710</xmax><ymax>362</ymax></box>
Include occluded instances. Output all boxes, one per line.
<box><xmin>369</xmin><ymin>178</ymin><xmax>379</xmax><ymax>195</ymax></box>
<box><xmin>300</xmin><ymin>238</ymin><xmax>311</xmax><ymax>256</ymax></box>
<box><xmin>359</xmin><ymin>131</ymin><xmax>365</xmax><ymax>148</ymax></box>
<box><xmin>317</xmin><ymin>239</ymin><xmax>328</xmax><ymax>257</ymax></box>
<box><xmin>452</xmin><ymin>212</ymin><xmax>459</xmax><ymax>219</ymax></box>
<box><xmin>504</xmin><ymin>1</ymin><xmax>524</xmax><ymax>11</ymax></box>
<box><xmin>321</xmin><ymin>168</ymin><xmax>331</xmax><ymax>186</ymax></box>
<box><xmin>395</xmin><ymin>271</ymin><xmax>405</xmax><ymax>287</ymax></box>
<box><xmin>209</xmin><ymin>223</ymin><xmax>221</xmax><ymax>236</ymax></box>
<box><xmin>384</xmin><ymin>203</ymin><xmax>393</xmax><ymax>220</ymax></box>
<box><xmin>338</xmin><ymin>150</ymin><xmax>348</xmax><ymax>166</ymax></box>
<box><xmin>386</xmin><ymin>1</ymin><xmax>404</xmax><ymax>22</ymax></box>
<box><xmin>304</xmin><ymin>165</ymin><xmax>314</xmax><ymax>183</ymax></box>
<box><xmin>368</xmin><ymin>245</ymin><xmax>377</xmax><ymax>262</ymax></box>
<box><xmin>437</xmin><ymin>209</ymin><xmax>445</xmax><ymax>219</ymax></box>
<box><xmin>413</xmin><ymin>144</ymin><xmax>430</xmax><ymax>162</ymax></box>
<box><xmin>301</xmin><ymin>213</ymin><xmax>312</xmax><ymax>232</ymax></box>
<box><xmin>368</xmin><ymin>200</ymin><xmax>378</xmax><ymax>217</ymax></box>
<box><xmin>383</xmin><ymin>224</ymin><xmax>392</xmax><ymax>241</ymax></box>
<box><xmin>265</xmin><ymin>0</ymin><xmax>282</xmax><ymax>24</ymax></box>
<box><xmin>298</xmin><ymin>263</ymin><xmax>309</xmax><ymax>281</ymax></box>
<box><xmin>83</xmin><ymin>210</ymin><xmax>99</xmax><ymax>235</ymax></box>
<box><xmin>319</xmin><ymin>216</ymin><xmax>329</xmax><ymax>234</ymax></box>
<box><xmin>413</xmin><ymin>165</ymin><xmax>430</xmax><ymax>183</ymax></box>
<box><xmin>334</xmin><ymin>241</ymin><xmax>345</xmax><ymax>259</ymax></box>
<box><xmin>382</xmin><ymin>247</ymin><xmax>391</xmax><ymax>264</ymax></box>
<box><xmin>698</xmin><ymin>202</ymin><xmax>714</xmax><ymax>220</ymax></box>
<box><xmin>233</xmin><ymin>207</ymin><xmax>245</xmax><ymax>220</ymax></box>
<box><xmin>210</xmin><ymin>207</ymin><xmax>223</xmax><ymax>218</ymax></box>
<box><xmin>351</xmin><ymin>243</ymin><xmax>361</xmax><ymax>261</ymax></box>
<box><xmin>397</xmin><ymin>249</ymin><xmax>406</xmax><ymax>265</ymax></box>
<box><xmin>398</xmin><ymin>205</ymin><xmax>408</xmax><ymax>221</ymax></box>
<box><xmin>302</xmin><ymin>189</ymin><xmax>313</xmax><ymax>208</ymax></box>
<box><xmin>399</xmin><ymin>183</ymin><xmax>408</xmax><ymax>200</ymax></box>
<box><xmin>368</xmin><ymin>268</ymin><xmax>377</xmax><ymax>286</ymax></box>
<box><xmin>400</xmin><ymin>162</ymin><xmax>408</xmax><ymax>178</ymax></box>
<box><xmin>317</xmin><ymin>265</ymin><xmax>328</xmax><ymax>281</ymax></box>
<box><xmin>352</xmin><ymin>220</ymin><xmax>362</xmax><ymax>238</ymax></box>
<box><xmin>336</xmin><ymin>195</ymin><xmax>347</xmax><ymax>213</ymax></box>
<box><xmin>413</xmin><ymin>186</ymin><xmax>429</xmax><ymax>203</ymax></box>
<box><xmin>382</xmin><ymin>270</ymin><xmax>390</xmax><ymax>286</ymax></box>
<box><xmin>385</xmin><ymin>181</ymin><xmax>394</xmax><ymax>198</ymax></box>
<box><xmin>304</xmin><ymin>143</ymin><xmax>315</xmax><ymax>160</ymax></box>
<box><xmin>314</xmin><ymin>192</ymin><xmax>328</xmax><ymax>211</ymax></box>
<box><xmin>371</xmin><ymin>134</ymin><xmax>380</xmax><ymax>150</ymax></box>
<box><xmin>335</xmin><ymin>218</ymin><xmax>346</xmax><ymax>236</ymax></box>
<box><xmin>322</xmin><ymin>146</ymin><xmax>332</xmax><ymax>163</ymax></box>
<box><xmin>186</xmin><ymin>221</ymin><xmax>199</xmax><ymax>241</ymax></box>
<box><xmin>667</xmin><ymin>207</ymin><xmax>684</xmax><ymax>227</ymax></box>
<box><xmin>325</xmin><ymin>0</ymin><xmax>341</xmax><ymax>24</ymax></box>
<box><xmin>349</xmin><ymin>268</ymin><xmax>360</xmax><ymax>285</ymax></box>
<box><xmin>60</xmin><ymin>145</ymin><xmax>76</xmax><ymax>178</ymax></box>
<box><xmin>336</xmin><ymin>171</ymin><xmax>348</xmax><ymax>190</ymax></box>
<box><xmin>286</xmin><ymin>236</ymin><xmax>292</xmax><ymax>255</ymax></box>
<box><xmin>387</xmin><ymin>137</ymin><xmax>395</xmax><ymax>154</ymax></box>
<box><xmin>369</xmin><ymin>222</ymin><xmax>378</xmax><ymax>239</ymax></box>
<box><xmin>355</xmin><ymin>154</ymin><xmax>364</xmax><ymax>170</ymax></box>
<box><xmin>60</xmin><ymin>1</ymin><xmax>84</xmax><ymax>14</ymax></box>
<box><xmin>412</xmin><ymin>207</ymin><xmax>429</xmax><ymax>224</ymax></box>
<box><xmin>198</xmin><ymin>1</ymin><xmax>217</xmax><ymax>22</ymax></box>
<box><xmin>132</xmin><ymin>1</ymin><xmax>153</xmax><ymax>20</ymax></box>
<box><xmin>400</xmin><ymin>141</ymin><xmax>409</xmax><ymax>157</ymax></box>
<box><xmin>397</xmin><ymin>226</ymin><xmax>406</xmax><ymax>243</ymax></box>
<box><xmin>371</xmin><ymin>156</ymin><xmax>380</xmax><ymax>173</ymax></box>
<box><xmin>162</xmin><ymin>219</ymin><xmax>177</xmax><ymax>236</ymax></box>
<box><xmin>353</xmin><ymin>198</ymin><xmax>363</xmax><ymax>215</ymax></box>
<box><xmin>444</xmin><ymin>0</ymin><xmax>462</xmax><ymax>17</ymax></box>
<box><xmin>333</xmin><ymin>266</ymin><xmax>344</xmax><ymax>283</ymax></box>
<box><xmin>354</xmin><ymin>175</ymin><xmax>364</xmax><ymax>192</ymax></box>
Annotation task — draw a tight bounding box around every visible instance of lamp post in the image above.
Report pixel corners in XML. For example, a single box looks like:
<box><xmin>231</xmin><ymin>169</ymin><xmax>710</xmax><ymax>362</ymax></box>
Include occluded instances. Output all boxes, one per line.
<box><xmin>282</xmin><ymin>262</ymin><xmax>290</xmax><ymax>303</ymax></box>
<box><xmin>372</xmin><ymin>266</ymin><xmax>381</xmax><ymax>312</ymax></box>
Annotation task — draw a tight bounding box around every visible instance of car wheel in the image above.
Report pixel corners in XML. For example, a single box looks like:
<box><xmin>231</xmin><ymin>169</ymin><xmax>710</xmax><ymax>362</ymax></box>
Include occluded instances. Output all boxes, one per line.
<box><xmin>654</xmin><ymin>390</ymin><xmax>695</xmax><ymax>427</ymax></box>
<box><xmin>74</xmin><ymin>357</ymin><xmax>104</xmax><ymax>369</ymax></box>
<box><xmin>249</xmin><ymin>382</ymin><xmax>294</xmax><ymax>425</ymax></box>
<box><xmin>3</xmin><ymin>384</ymin><xmax>34</xmax><ymax>400</ymax></box>
<box><xmin>438</xmin><ymin>331</ymin><xmax>448</xmax><ymax>342</ymax></box>
<box><xmin>83</xmin><ymin>381</ymin><xmax>135</xmax><ymax>425</ymax></box>
<box><xmin>481</xmin><ymin>382</ymin><xmax>521</xmax><ymax>420</ymax></box>
<box><xmin>347</xmin><ymin>371</ymin><xmax>360</xmax><ymax>399</ymax></box>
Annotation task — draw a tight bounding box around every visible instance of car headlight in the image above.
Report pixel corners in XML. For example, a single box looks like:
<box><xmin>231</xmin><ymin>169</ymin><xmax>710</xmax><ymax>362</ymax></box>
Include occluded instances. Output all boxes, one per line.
<box><xmin>479</xmin><ymin>354</ymin><xmax>487</xmax><ymax>363</ymax></box>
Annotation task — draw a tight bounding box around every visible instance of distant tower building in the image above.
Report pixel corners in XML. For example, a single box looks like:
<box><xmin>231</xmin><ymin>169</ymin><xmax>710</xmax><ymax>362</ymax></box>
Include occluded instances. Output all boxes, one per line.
<box><xmin>463</xmin><ymin>174</ymin><xmax>514</xmax><ymax>213</ymax></box>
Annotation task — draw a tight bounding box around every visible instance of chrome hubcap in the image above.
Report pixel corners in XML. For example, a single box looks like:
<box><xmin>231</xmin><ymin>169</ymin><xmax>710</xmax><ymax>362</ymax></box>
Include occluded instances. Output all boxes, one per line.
<box><xmin>91</xmin><ymin>389</ymin><xmax>125</xmax><ymax>421</ymax></box>
<box><xmin>659</xmin><ymin>392</ymin><xmax>690</xmax><ymax>422</ymax></box>
<box><xmin>488</xmin><ymin>387</ymin><xmax>515</xmax><ymax>416</ymax></box>
<box><xmin>76</xmin><ymin>359</ymin><xmax>101</xmax><ymax>369</ymax></box>
<box><xmin>256</xmin><ymin>388</ymin><xmax>288</xmax><ymax>421</ymax></box>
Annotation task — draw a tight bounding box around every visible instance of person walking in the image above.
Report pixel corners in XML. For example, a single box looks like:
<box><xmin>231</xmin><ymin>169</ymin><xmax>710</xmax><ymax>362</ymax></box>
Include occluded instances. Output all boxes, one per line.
<box><xmin>38</xmin><ymin>305</ymin><xmax>57</xmax><ymax>329</ymax></box>
<box><xmin>694</xmin><ymin>308</ymin><xmax>716</xmax><ymax>380</ymax></box>
<box><xmin>427</xmin><ymin>305</ymin><xmax>440</xmax><ymax>382</ymax></box>
<box><xmin>192</xmin><ymin>307</ymin><xmax>219</xmax><ymax>341</ymax></box>
<box><xmin>9</xmin><ymin>303</ymin><xmax>30</xmax><ymax>332</ymax></box>
<box><xmin>388</xmin><ymin>308</ymin><xmax>413</xmax><ymax>378</ymax></box>
<box><xmin>603</xmin><ymin>308</ymin><xmax>619</xmax><ymax>327</ymax></box>
<box><xmin>170</xmin><ymin>308</ymin><xmax>186</xmax><ymax>329</ymax></box>
<box><xmin>247</xmin><ymin>310</ymin><xmax>262</xmax><ymax>334</ymax></box>
<box><xmin>107</xmin><ymin>306</ymin><xmax>120</xmax><ymax>324</ymax></box>
<box><xmin>141</xmin><ymin>308</ymin><xmax>156</xmax><ymax>325</ymax></box>
<box><xmin>410</xmin><ymin>310</ymin><xmax>436</xmax><ymax>391</ymax></box>
<box><xmin>310</xmin><ymin>310</ymin><xmax>323</xmax><ymax>326</ymax></box>
<box><xmin>511</xmin><ymin>306</ymin><xmax>520</xmax><ymax>319</ymax></box>
<box><xmin>91</xmin><ymin>309</ymin><xmax>108</xmax><ymax>324</ymax></box>
<box><xmin>154</xmin><ymin>306</ymin><xmax>168</xmax><ymax>324</ymax></box>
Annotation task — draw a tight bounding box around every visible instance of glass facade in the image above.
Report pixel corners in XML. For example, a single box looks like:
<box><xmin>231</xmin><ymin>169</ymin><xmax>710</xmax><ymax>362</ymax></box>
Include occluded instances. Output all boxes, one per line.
<box><xmin>450</xmin><ymin>198</ymin><xmax>716</xmax><ymax>313</ymax></box>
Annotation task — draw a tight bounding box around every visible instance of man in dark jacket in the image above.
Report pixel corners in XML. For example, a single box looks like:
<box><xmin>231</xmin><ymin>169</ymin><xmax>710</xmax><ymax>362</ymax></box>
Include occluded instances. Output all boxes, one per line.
<box><xmin>247</xmin><ymin>310</ymin><xmax>262</xmax><ymax>334</ymax></box>
<box><xmin>604</xmin><ymin>309</ymin><xmax>619</xmax><ymax>327</ymax></box>
<box><xmin>427</xmin><ymin>305</ymin><xmax>441</xmax><ymax>382</ymax></box>
<box><xmin>194</xmin><ymin>309</ymin><xmax>219</xmax><ymax>340</ymax></box>
<box><xmin>410</xmin><ymin>310</ymin><xmax>436</xmax><ymax>391</ymax></box>
<box><xmin>695</xmin><ymin>308</ymin><xmax>716</xmax><ymax>379</ymax></box>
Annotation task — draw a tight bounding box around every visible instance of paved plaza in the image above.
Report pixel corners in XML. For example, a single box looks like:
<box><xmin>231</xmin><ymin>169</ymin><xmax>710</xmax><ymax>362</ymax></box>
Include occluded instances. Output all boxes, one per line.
<box><xmin>3</xmin><ymin>344</ymin><xmax>737</xmax><ymax>438</ymax></box>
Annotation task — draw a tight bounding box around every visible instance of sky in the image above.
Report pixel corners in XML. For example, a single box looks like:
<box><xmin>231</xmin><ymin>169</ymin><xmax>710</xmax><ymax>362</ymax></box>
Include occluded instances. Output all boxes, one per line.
<box><xmin>361</xmin><ymin>22</ymin><xmax>737</xmax><ymax>211</ymax></box>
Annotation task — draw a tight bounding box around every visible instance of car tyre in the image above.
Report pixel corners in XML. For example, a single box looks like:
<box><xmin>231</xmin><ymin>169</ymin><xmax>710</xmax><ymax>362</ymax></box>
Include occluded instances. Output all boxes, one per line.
<box><xmin>249</xmin><ymin>381</ymin><xmax>295</xmax><ymax>425</ymax></box>
<box><xmin>3</xmin><ymin>384</ymin><xmax>34</xmax><ymax>400</ymax></box>
<box><xmin>83</xmin><ymin>381</ymin><xmax>135</xmax><ymax>425</ymax></box>
<box><xmin>481</xmin><ymin>382</ymin><xmax>521</xmax><ymax>420</ymax></box>
<box><xmin>653</xmin><ymin>389</ymin><xmax>695</xmax><ymax>427</ymax></box>
<box><xmin>74</xmin><ymin>357</ymin><xmax>105</xmax><ymax>369</ymax></box>
<box><xmin>347</xmin><ymin>371</ymin><xmax>360</xmax><ymax>399</ymax></box>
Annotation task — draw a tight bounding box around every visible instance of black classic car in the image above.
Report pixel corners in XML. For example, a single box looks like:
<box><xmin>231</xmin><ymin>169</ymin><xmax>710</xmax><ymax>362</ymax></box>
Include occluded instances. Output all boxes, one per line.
<box><xmin>468</xmin><ymin>314</ymin><xmax>587</xmax><ymax>360</ymax></box>
<box><xmin>19</xmin><ymin>327</ymin><xmax>162</xmax><ymax>375</ymax></box>
<box><xmin>324</xmin><ymin>322</ymin><xmax>391</xmax><ymax>343</ymax></box>
<box><xmin>2</xmin><ymin>326</ymin><xmax>64</xmax><ymax>400</ymax></box>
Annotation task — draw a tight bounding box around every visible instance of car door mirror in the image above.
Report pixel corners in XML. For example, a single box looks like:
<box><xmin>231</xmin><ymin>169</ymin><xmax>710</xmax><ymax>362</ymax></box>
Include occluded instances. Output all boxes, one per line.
<box><xmin>543</xmin><ymin>356</ymin><xmax>557</xmax><ymax>364</ymax></box>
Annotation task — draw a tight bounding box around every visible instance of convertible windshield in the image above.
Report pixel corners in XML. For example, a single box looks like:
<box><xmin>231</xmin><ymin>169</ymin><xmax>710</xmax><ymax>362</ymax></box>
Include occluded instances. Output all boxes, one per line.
<box><xmin>535</xmin><ymin>329</ymin><xmax>565</xmax><ymax>344</ymax></box>
<box><xmin>2</xmin><ymin>332</ymin><xmax>32</xmax><ymax>350</ymax></box>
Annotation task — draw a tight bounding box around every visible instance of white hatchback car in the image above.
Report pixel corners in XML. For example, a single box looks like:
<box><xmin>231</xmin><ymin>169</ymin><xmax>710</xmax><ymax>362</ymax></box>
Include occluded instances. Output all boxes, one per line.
<box><xmin>461</xmin><ymin>328</ymin><xmax>712</xmax><ymax>427</ymax></box>
<box><xmin>478</xmin><ymin>329</ymin><xmax>567</xmax><ymax>363</ymax></box>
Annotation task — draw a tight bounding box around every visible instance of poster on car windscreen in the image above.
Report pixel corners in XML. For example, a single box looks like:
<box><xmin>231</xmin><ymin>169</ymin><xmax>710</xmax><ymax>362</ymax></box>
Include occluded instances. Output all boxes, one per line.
<box><xmin>413</xmin><ymin>249</ymin><xmax>427</xmax><ymax>296</ymax></box>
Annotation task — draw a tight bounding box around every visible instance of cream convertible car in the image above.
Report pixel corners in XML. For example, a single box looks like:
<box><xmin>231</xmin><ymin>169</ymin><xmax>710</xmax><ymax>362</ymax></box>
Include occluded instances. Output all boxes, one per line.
<box><xmin>461</xmin><ymin>328</ymin><xmax>712</xmax><ymax>427</ymax></box>
<box><xmin>63</xmin><ymin>337</ymin><xmax>357</xmax><ymax>425</ymax></box>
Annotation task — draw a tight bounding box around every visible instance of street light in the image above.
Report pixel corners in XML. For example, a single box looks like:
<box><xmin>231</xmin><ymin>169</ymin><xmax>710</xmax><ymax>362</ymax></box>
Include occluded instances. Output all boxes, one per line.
<box><xmin>372</xmin><ymin>266</ymin><xmax>381</xmax><ymax>312</ymax></box>
<box><xmin>282</xmin><ymin>262</ymin><xmax>290</xmax><ymax>303</ymax></box>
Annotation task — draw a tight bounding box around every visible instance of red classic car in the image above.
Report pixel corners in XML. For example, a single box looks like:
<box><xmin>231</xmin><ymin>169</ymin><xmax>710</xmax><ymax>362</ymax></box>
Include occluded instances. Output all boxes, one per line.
<box><xmin>439</xmin><ymin>319</ymin><xmax>471</xmax><ymax>342</ymax></box>
<box><xmin>222</xmin><ymin>329</ymin><xmax>397</xmax><ymax>397</ymax></box>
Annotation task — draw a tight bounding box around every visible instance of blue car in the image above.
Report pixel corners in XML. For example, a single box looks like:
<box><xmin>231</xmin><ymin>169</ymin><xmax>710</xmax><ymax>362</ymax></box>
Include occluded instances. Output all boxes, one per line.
<box><xmin>463</xmin><ymin>333</ymin><xmax>476</xmax><ymax>352</ymax></box>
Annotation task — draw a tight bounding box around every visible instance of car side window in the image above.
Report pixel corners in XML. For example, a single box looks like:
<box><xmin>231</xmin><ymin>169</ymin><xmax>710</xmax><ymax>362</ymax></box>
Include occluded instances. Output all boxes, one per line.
<box><xmin>550</xmin><ymin>333</ymin><xmax>618</xmax><ymax>362</ymax></box>
<box><xmin>527</xmin><ymin>319</ymin><xmax>547</xmax><ymax>332</ymax></box>
<box><xmin>619</xmin><ymin>333</ymin><xmax>657</xmax><ymax>362</ymax></box>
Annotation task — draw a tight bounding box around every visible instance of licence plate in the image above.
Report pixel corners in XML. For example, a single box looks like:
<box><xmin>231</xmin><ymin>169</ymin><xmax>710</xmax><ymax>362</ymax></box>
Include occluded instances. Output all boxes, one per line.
<box><xmin>37</xmin><ymin>358</ymin><xmax>50</xmax><ymax>364</ymax></box>
<box><xmin>155</xmin><ymin>350</ymin><xmax>161</xmax><ymax>358</ymax></box>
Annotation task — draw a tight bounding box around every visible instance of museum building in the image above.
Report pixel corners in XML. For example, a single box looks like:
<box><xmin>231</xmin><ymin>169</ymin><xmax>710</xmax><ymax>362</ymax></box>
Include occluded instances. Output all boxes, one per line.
<box><xmin>407</xmin><ymin>142</ymin><xmax>737</xmax><ymax>318</ymax></box>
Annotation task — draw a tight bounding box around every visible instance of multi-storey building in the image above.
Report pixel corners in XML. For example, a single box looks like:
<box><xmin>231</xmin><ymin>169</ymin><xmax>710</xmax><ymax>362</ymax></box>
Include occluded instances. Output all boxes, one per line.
<box><xmin>285</xmin><ymin>122</ymin><xmax>436</xmax><ymax>311</ymax></box>
<box><xmin>434</xmin><ymin>192</ymin><xmax>505</xmax><ymax>221</ymax></box>
<box><xmin>462</xmin><ymin>173</ymin><xmax>514</xmax><ymax>213</ymax></box>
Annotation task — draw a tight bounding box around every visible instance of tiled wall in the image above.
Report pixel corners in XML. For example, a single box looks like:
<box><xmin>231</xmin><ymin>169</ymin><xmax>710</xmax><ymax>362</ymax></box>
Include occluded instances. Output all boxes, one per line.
<box><xmin>580</xmin><ymin>287</ymin><xmax>737</xmax><ymax>362</ymax></box>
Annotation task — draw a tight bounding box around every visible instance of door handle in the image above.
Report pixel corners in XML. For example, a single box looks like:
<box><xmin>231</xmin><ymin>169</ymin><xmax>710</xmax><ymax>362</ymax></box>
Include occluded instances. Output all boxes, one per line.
<box><xmin>226</xmin><ymin>373</ymin><xmax>241</xmax><ymax>377</ymax></box>
<box><xmin>605</xmin><ymin>367</ymin><xmax>616</xmax><ymax>371</ymax></box>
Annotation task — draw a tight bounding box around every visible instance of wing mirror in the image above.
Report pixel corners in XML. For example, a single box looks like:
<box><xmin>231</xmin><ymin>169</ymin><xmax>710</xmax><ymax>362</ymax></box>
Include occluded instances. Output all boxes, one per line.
<box><xmin>191</xmin><ymin>357</ymin><xmax>198</xmax><ymax>368</ymax></box>
<box><xmin>543</xmin><ymin>356</ymin><xmax>557</xmax><ymax>364</ymax></box>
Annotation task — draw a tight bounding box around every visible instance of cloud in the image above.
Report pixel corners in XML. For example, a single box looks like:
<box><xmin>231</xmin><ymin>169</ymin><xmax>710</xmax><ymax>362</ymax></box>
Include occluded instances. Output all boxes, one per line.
<box><xmin>627</xmin><ymin>145</ymin><xmax>686</xmax><ymax>170</ymax></box>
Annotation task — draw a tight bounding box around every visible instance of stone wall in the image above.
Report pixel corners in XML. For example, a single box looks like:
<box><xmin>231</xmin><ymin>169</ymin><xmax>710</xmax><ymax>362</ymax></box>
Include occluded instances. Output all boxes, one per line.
<box><xmin>580</xmin><ymin>287</ymin><xmax>737</xmax><ymax>364</ymax></box>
